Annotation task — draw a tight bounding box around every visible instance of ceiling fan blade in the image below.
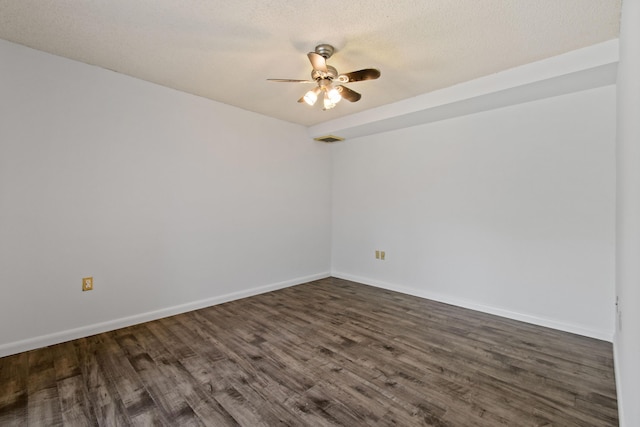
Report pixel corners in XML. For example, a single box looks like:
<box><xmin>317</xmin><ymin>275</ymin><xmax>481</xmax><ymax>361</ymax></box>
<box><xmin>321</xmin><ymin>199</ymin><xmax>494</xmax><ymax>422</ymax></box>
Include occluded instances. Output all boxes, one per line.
<box><xmin>267</xmin><ymin>79</ymin><xmax>316</xmax><ymax>83</ymax></box>
<box><xmin>339</xmin><ymin>68</ymin><xmax>381</xmax><ymax>83</ymax></box>
<box><xmin>337</xmin><ymin>85</ymin><xmax>362</xmax><ymax>102</ymax></box>
<box><xmin>307</xmin><ymin>52</ymin><xmax>328</xmax><ymax>73</ymax></box>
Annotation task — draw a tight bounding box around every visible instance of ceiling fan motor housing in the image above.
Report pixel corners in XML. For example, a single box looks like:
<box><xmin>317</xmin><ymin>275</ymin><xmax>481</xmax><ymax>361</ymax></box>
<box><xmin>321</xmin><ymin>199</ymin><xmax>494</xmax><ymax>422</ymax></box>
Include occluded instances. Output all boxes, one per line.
<box><xmin>311</xmin><ymin>65</ymin><xmax>338</xmax><ymax>81</ymax></box>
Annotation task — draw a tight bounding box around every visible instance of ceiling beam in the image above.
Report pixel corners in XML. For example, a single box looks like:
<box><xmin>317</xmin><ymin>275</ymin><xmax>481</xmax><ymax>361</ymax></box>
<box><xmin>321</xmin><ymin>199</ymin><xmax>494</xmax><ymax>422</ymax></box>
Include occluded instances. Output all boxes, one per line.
<box><xmin>308</xmin><ymin>39</ymin><xmax>619</xmax><ymax>141</ymax></box>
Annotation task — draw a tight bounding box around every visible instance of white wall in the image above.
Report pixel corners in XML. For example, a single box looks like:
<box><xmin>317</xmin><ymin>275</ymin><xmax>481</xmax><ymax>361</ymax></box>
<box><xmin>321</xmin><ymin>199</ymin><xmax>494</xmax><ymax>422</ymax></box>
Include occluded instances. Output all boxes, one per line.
<box><xmin>332</xmin><ymin>86</ymin><xmax>616</xmax><ymax>340</ymax></box>
<box><xmin>615</xmin><ymin>0</ymin><xmax>640</xmax><ymax>424</ymax></box>
<box><xmin>0</xmin><ymin>35</ymin><xmax>620</xmax><ymax>365</ymax></box>
<box><xmin>0</xmin><ymin>39</ymin><xmax>332</xmax><ymax>356</ymax></box>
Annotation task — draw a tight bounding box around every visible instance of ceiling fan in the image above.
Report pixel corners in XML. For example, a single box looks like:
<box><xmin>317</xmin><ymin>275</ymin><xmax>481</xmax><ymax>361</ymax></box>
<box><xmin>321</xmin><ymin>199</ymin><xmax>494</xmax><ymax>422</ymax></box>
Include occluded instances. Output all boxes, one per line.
<box><xmin>268</xmin><ymin>44</ymin><xmax>380</xmax><ymax>110</ymax></box>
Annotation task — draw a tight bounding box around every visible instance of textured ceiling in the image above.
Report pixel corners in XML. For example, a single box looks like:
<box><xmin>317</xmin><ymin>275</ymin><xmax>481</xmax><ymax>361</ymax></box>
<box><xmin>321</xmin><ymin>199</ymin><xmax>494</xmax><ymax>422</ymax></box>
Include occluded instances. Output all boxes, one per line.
<box><xmin>0</xmin><ymin>1</ymin><xmax>621</xmax><ymax>126</ymax></box>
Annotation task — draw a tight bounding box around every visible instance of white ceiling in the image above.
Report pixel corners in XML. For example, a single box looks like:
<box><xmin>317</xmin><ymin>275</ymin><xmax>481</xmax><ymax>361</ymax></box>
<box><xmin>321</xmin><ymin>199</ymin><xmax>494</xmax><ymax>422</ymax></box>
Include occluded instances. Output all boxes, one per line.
<box><xmin>0</xmin><ymin>1</ymin><xmax>621</xmax><ymax>127</ymax></box>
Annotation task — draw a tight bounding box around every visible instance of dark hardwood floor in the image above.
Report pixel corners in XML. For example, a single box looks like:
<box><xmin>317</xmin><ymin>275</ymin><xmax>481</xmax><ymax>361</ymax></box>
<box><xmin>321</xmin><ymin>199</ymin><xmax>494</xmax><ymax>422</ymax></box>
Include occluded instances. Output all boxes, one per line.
<box><xmin>0</xmin><ymin>277</ymin><xmax>618</xmax><ymax>426</ymax></box>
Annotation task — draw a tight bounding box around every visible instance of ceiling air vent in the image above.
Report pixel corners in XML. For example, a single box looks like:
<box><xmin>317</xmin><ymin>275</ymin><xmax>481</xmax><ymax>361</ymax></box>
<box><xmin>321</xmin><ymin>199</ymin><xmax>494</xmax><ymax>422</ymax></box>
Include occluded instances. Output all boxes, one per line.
<box><xmin>314</xmin><ymin>135</ymin><xmax>345</xmax><ymax>143</ymax></box>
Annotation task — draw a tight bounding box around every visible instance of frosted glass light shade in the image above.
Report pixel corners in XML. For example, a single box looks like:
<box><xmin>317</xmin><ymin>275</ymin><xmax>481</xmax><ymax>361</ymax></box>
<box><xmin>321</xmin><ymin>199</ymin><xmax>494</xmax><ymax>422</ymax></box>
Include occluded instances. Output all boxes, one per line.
<box><xmin>327</xmin><ymin>87</ymin><xmax>342</xmax><ymax>104</ymax></box>
<box><xmin>304</xmin><ymin>89</ymin><xmax>319</xmax><ymax>106</ymax></box>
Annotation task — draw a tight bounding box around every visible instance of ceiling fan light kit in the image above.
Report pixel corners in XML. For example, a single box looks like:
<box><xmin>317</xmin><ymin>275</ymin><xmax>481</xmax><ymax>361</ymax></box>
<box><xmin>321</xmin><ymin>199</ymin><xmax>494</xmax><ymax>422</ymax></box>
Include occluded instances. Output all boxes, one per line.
<box><xmin>268</xmin><ymin>44</ymin><xmax>380</xmax><ymax>111</ymax></box>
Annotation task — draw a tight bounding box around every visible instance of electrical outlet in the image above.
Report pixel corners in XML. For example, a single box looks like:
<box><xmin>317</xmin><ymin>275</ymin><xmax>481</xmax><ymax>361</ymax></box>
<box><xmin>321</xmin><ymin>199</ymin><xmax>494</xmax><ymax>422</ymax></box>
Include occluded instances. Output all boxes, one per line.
<box><xmin>618</xmin><ymin>310</ymin><xmax>622</xmax><ymax>332</ymax></box>
<box><xmin>381</xmin><ymin>251</ymin><xmax>386</xmax><ymax>260</ymax></box>
<box><xmin>82</xmin><ymin>277</ymin><xmax>93</xmax><ymax>291</ymax></box>
<box><xmin>616</xmin><ymin>296</ymin><xmax>621</xmax><ymax>331</ymax></box>
<box><xmin>375</xmin><ymin>250</ymin><xmax>380</xmax><ymax>259</ymax></box>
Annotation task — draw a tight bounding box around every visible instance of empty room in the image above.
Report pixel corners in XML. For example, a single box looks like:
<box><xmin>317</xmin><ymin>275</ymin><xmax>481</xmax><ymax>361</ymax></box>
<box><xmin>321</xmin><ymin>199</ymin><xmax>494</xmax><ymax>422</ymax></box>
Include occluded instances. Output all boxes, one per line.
<box><xmin>1</xmin><ymin>1</ymin><xmax>639</xmax><ymax>426</ymax></box>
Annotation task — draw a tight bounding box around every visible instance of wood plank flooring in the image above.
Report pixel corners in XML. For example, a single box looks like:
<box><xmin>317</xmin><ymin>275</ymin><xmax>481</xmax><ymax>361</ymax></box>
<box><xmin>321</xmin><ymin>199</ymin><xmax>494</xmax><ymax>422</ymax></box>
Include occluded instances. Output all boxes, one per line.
<box><xmin>0</xmin><ymin>277</ymin><xmax>618</xmax><ymax>426</ymax></box>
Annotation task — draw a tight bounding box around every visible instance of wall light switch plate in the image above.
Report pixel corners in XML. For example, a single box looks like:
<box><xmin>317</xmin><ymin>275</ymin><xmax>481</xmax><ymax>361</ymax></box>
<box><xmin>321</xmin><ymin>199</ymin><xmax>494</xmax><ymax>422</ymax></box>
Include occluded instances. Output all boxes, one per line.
<box><xmin>82</xmin><ymin>277</ymin><xmax>93</xmax><ymax>291</ymax></box>
<box><xmin>375</xmin><ymin>250</ymin><xmax>380</xmax><ymax>259</ymax></box>
<box><xmin>381</xmin><ymin>251</ymin><xmax>386</xmax><ymax>260</ymax></box>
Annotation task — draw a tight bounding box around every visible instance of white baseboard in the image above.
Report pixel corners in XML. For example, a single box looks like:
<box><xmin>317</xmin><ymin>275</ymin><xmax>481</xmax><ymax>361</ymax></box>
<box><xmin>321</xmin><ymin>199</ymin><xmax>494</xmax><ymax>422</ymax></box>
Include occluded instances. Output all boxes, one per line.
<box><xmin>612</xmin><ymin>335</ymin><xmax>626</xmax><ymax>426</ymax></box>
<box><xmin>332</xmin><ymin>271</ymin><xmax>614</xmax><ymax>342</ymax></box>
<box><xmin>0</xmin><ymin>272</ymin><xmax>330</xmax><ymax>358</ymax></box>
